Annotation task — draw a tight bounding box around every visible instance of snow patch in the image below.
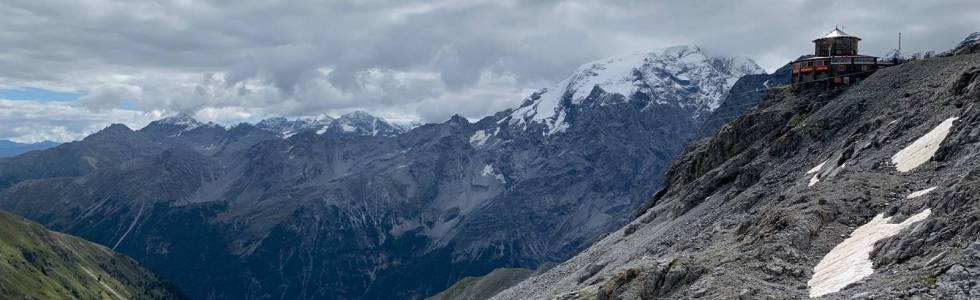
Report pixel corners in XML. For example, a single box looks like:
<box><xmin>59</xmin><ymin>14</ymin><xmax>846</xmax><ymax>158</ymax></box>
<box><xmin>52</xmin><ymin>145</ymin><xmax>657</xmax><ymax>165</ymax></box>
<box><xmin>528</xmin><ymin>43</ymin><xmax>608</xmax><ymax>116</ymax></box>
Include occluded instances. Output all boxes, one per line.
<box><xmin>906</xmin><ymin>187</ymin><xmax>938</xmax><ymax>199</ymax></box>
<box><xmin>388</xmin><ymin>218</ymin><xmax>421</xmax><ymax>238</ymax></box>
<box><xmin>891</xmin><ymin>117</ymin><xmax>958</xmax><ymax>172</ymax></box>
<box><xmin>807</xmin><ymin>160</ymin><xmax>828</xmax><ymax>175</ymax></box>
<box><xmin>808</xmin><ymin>209</ymin><xmax>932</xmax><ymax>298</ymax></box>
<box><xmin>469</xmin><ymin>129</ymin><xmax>490</xmax><ymax>147</ymax></box>
<box><xmin>481</xmin><ymin>164</ymin><xmax>506</xmax><ymax>183</ymax></box>
<box><xmin>807</xmin><ymin>160</ymin><xmax>828</xmax><ymax>187</ymax></box>
<box><xmin>808</xmin><ymin>174</ymin><xmax>821</xmax><ymax>187</ymax></box>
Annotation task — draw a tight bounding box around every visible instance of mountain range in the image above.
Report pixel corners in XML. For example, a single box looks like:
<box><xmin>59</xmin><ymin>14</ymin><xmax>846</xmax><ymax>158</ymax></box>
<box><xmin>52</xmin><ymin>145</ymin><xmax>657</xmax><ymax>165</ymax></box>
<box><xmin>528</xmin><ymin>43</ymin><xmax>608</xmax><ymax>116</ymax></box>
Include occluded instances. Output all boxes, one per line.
<box><xmin>0</xmin><ymin>45</ymin><xmax>784</xmax><ymax>299</ymax></box>
<box><xmin>5</xmin><ymin>31</ymin><xmax>978</xmax><ymax>299</ymax></box>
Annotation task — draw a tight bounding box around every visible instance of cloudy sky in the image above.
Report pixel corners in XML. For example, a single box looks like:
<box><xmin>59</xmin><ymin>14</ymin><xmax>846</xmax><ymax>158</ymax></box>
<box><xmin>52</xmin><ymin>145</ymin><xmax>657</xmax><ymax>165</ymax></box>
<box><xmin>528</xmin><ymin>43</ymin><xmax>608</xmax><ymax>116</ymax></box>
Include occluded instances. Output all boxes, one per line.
<box><xmin>1</xmin><ymin>0</ymin><xmax>977</xmax><ymax>142</ymax></box>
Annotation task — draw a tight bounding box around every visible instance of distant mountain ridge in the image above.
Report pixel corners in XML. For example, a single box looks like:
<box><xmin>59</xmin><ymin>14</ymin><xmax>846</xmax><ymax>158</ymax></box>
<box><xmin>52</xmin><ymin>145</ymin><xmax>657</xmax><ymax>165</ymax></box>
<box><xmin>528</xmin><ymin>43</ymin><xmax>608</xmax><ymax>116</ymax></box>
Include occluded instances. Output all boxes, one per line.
<box><xmin>0</xmin><ymin>140</ymin><xmax>59</xmax><ymax>158</ymax></box>
<box><xmin>145</xmin><ymin>110</ymin><xmax>414</xmax><ymax>139</ymax></box>
<box><xmin>0</xmin><ymin>45</ymin><xmax>786</xmax><ymax>299</ymax></box>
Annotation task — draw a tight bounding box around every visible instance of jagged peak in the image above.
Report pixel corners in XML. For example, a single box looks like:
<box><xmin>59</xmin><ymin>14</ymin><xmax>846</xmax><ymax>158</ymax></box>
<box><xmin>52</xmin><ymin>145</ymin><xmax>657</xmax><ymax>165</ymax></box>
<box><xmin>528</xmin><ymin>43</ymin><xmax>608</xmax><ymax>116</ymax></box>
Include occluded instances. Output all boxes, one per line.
<box><xmin>505</xmin><ymin>45</ymin><xmax>764</xmax><ymax>135</ymax></box>
<box><xmin>246</xmin><ymin>112</ymin><xmax>416</xmax><ymax>137</ymax></box>
<box><xmin>155</xmin><ymin>112</ymin><xmax>202</xmax><ymax>127</ymax></box>
<box><xmin>103</xmin><ymin>123</ymin><xmax>134</xmax><ymax>132</ymax></box>
<box><xmin>446</xmin><ymin>114</ymin><xmax>470</xmax><ymax>126</ymax></box>
<box><xmin>300</xmin><ymin>114</ymin><xmax>335</xmax><ymax>124</ymax></box>
<box><xmin>256</xmin><ymin>116</ymin><xmax>289</xmax><ymax>125</ymax></box>
<box><xmin>338</xmin><ymin>110</ymin><xmax>378</xmax><ymax>121</ymax></box>
<box><xmin>82</xmin><ymin>123</ymin><xmax>135</xmax><ymax>141</ymax></box>
<box><xmin>141</xmin><ymin>113</ymin><xmax>224</xmax><ymax>137</ymax></box>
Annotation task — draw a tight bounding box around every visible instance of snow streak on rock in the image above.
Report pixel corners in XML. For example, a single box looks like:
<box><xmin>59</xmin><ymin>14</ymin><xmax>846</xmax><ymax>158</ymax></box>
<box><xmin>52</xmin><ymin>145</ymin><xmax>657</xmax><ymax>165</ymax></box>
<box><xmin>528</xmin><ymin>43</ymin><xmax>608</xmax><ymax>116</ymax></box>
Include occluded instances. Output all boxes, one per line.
<box><xmin>906</xmin><ymin>187</ymin><xmax>938</xmax><ymax>199</ymax></box>
<box><xmin>807</xmin><ymin>161</ymin><xmax>828</xmax><ymax>175</ymax></box>
<box><xmin>892</xmin><ymin>117</ymin><xmax>958</xmax><ymax>172</ymax></box>
<box><xmin>808</xmin><ymin>209</ymin><xmax>932</xmax><ymax>298</ymax></box>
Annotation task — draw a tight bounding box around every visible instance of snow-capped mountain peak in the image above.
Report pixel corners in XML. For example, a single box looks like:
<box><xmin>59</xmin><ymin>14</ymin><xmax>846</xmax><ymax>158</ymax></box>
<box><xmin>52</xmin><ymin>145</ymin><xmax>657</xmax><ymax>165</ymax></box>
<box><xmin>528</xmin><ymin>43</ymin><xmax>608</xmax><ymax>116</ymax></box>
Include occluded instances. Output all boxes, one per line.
<box><xmin>157</xmin><ymin>112</ymin><xmax>204</xmax><ymax>129</ymax></box>
<box><xmin>140</xmin><ymin>112</ymin><xmax>215</xmax><ymax>137</ymax></box>
<box><xmin>303</xmin><ymin>114</ymin><xmax>336</xmax><ymax>135</ymax></box>
<box><xmin>327</xmin><ymin>111</ymin><xmax>405</xmax><ymax>136</ymax></box>
<box><xmin>256</xmin><ymin>117</ymin><xmax>311</xmax><ymax>138</ymax></box>
<box><xmin>248</xmin><ymin>112</ymin><xmax>412</xmax><ymax>137</ymax></box>
<box><xmin>507</xmin><ymin>45</ymin><xmax>765</xmax><ymax>135</ymax></box>
<box><xmin>144</xmin><ymin>111</ymin><xmax>418</xmax><ymax>139</ymax></box>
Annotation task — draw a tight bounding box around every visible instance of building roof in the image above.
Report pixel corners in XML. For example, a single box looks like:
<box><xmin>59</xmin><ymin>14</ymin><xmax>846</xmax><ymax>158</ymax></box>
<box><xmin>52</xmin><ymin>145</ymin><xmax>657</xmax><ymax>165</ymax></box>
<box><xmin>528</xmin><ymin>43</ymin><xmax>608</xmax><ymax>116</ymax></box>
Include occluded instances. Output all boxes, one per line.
<box><xmin>814</xmin><ymin>27</ymin><xmax>861</xmax><ymax>41</ymax></box>
<box><xmin>793</xmin><ymin>54</ymin><xmax>878</xmax><ymax>62</ymax></box>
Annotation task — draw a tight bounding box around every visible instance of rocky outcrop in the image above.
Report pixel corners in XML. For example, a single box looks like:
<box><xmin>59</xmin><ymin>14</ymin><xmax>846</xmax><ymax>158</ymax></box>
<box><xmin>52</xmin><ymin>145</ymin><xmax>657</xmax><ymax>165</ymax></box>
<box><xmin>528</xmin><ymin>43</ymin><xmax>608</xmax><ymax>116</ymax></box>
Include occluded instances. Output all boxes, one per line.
<box><xmin>942</xmin><ymin>32</ymin><xmax>980</xmax><ymax>57</ymax></box>
<box><xmin>494</xmin><ymin>52</ymin><xmax>980</xmax><ymax>299</ymax></box>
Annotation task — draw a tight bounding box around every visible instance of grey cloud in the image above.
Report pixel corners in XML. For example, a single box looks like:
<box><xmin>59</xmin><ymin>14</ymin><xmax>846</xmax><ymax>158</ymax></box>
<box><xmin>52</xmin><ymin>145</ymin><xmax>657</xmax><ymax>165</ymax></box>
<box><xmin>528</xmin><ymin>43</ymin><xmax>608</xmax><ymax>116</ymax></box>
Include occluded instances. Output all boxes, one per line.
<box><xmin>0</xmin><ymin>0</ymin><xmax>977</xmax><ymax>141</ymax></box>
<box><xmin>78</xmin><ymin>84</ymin><xmax>142</xmax><ymax>111</ymax></box>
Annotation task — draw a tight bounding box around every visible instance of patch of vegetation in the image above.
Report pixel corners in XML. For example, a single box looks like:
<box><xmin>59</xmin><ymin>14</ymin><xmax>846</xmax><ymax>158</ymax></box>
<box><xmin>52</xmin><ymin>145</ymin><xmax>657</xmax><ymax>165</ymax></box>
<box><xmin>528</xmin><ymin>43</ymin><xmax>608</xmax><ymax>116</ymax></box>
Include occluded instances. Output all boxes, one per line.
<box><xmin>597</xmin><ymin>268</ymin><xmax>639</xmax><ymax>300</ymax></box>
<box><xmin>428</xmin><ymin>268</ymin><xmax>532</xmax><ymax>300</ymax></box>
<box><xmin>925</xmin><ymin>275</ymin><xmax>937</xmax><ymax>288</ymax></box>
<box><xmin>0</xmin><ymin>210</ymin><xmax>183</xmax><ymax>299</ymax></box>
<box><xmin>787</xmin><ymin>112</ymin><xmax>808</xmax><ymax>128</ymax></box>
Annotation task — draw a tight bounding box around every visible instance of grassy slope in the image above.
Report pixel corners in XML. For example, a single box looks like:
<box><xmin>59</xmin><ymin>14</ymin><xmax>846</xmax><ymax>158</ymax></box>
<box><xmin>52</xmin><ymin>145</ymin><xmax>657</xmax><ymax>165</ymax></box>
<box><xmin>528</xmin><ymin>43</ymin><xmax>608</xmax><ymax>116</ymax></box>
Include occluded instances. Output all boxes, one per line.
<box><xmin>0</xmin><ymin>209</ymin><xmax>182</xmax><ymax>299</ymax></box>
<box><xmin>429</xmin><ymin>268</ymin><xmax>533</xmax><ymax>300</ymax></box>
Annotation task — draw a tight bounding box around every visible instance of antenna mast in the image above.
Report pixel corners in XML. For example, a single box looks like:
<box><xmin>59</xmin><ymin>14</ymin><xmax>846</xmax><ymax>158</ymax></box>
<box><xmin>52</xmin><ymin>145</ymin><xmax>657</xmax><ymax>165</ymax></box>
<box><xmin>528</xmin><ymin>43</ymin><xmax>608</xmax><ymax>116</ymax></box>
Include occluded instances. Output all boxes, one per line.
<box><xmin>898</xmin><ymin>32</ymin><xmax>902</xmax><ymax>57</ymax></box>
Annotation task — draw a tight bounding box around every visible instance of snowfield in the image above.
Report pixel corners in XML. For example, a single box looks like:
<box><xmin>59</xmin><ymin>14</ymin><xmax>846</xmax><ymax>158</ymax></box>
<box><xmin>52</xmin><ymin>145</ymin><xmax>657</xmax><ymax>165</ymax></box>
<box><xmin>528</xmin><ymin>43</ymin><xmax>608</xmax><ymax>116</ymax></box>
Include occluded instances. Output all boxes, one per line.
<box><xmin>808</xmin><ymin>209</ymin><xmax>932</xmax><ymax>298</ymax></box>
<box><xmin>892</xmin><ymin>117</ymin><xmax>958</xmax><ymax>172</ymax></box>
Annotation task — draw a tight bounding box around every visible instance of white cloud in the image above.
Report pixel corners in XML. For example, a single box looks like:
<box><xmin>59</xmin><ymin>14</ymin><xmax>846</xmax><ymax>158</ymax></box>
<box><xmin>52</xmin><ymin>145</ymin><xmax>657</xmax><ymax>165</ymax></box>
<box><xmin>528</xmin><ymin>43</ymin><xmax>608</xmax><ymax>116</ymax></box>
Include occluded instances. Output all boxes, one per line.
<box><xmin>0</xmin><ymin>99</ymin><xmax>161</xmax><ymax>143</ymax></box>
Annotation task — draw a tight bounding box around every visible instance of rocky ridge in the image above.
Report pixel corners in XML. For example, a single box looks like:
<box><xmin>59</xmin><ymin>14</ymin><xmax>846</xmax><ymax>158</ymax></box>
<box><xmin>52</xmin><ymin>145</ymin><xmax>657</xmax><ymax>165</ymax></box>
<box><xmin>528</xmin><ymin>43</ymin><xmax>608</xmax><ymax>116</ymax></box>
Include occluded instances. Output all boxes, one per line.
<box><xmin>493</xmin><ymin>45</ymin><xmax>980</xmax><ymax>299</ymax></box>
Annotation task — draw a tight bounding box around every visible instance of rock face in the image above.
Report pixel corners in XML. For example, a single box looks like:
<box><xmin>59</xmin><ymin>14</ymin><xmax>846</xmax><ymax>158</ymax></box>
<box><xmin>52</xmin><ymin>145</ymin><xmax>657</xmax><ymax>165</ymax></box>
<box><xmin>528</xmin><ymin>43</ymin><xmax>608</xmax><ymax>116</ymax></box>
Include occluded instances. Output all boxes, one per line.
<box><xmin>493</xmin><ymin>53</ymin><xmax>980</xmax><ymax>299</ymax></box>
<box><xmin>0</xmin><ymin>46</ymin><xmax>777</xmax><ymax>299</ymax></box>
<box><xmin>0</xmin><ymin>209</ymin><xmax>183</xmax><ymax>299</ymax></box>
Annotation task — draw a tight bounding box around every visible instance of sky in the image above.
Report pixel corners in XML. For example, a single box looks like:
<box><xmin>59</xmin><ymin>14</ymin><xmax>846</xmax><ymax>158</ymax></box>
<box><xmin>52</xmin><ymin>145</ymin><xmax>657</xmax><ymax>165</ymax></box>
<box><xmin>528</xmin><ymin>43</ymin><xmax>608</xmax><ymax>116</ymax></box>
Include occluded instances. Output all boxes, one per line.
<box><xmin>0</xmin><ymin>0</ymin><xmax>977</xmax><ymax>143</ymax></box>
